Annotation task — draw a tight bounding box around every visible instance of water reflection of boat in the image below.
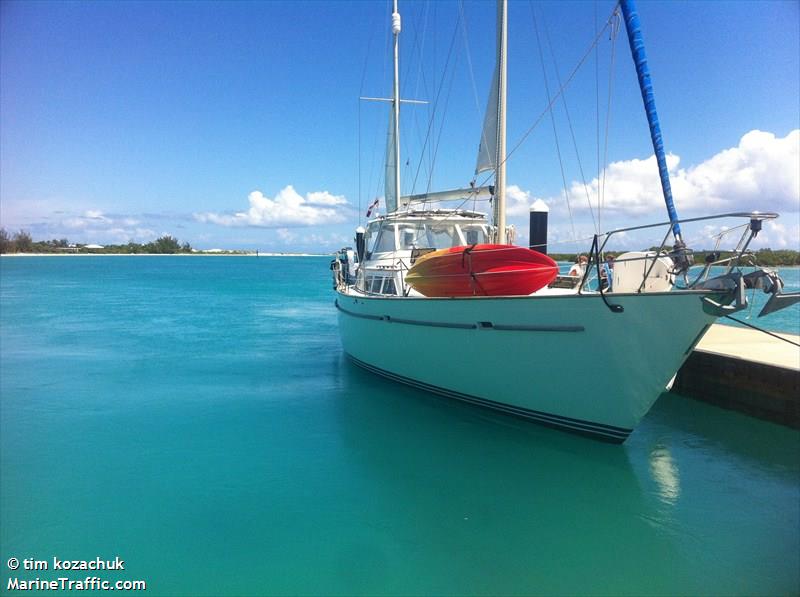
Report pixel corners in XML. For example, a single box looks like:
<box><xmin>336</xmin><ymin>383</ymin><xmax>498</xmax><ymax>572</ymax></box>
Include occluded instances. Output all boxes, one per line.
<box><xmin>330</xmin><ymin>360</ymin><xmax>701</xmax><ymax>593</ymax></box>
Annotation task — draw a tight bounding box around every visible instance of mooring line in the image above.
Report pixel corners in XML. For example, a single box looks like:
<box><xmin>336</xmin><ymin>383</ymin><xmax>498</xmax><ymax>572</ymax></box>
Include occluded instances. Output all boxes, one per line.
<box><xmin>723</xmin><ymin>315</ymin><xmax>800</xmax><ymax>348</ymax></box>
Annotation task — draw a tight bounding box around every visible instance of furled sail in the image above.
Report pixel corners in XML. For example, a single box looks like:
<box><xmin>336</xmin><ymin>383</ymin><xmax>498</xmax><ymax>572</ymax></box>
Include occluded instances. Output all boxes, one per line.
<box><xmin>475</xmin><ymin>64</ymin><xmax>499</xmax><ymax>175</ymax></box>
<box><xmin>384</xmin><ymin>109</ymin><xmax>398</xmax><ymax>213</ymax></box>
<box><xmin>620</xmin><ymin>0</ymin><xmax>681</xmax><ymax>242</ymax></box>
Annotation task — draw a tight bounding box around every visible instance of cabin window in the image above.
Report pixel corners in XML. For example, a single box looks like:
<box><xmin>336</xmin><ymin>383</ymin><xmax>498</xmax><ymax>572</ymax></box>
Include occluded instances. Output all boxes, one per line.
<box><xmin>365</xmin><ymin>274</ymin><xmax>397</xmax><ymax>295</ymax></box>
<box><xmin>363</xmin><ymin>224</ymin><xmax>378</xmax><ymax>258</ymax></box>
<box><xmin>400</xmin><ymin>228</ymin><xmax>416</xmax><ymax>249</ymax></box>
<box><xmin>382</xmin><ymin>278</ymin><xmax>397</xmax><ymax>295</ymax></box>
<box><xmin>398</xmin><ymin>223</ymin><xmax>429</xmax><ymax>250</ymax></box>
<box><xmin>372</xmin><ymin>225</ymin><xmax>397</xmax><ymax>253</ymax></box>
<box><xmin>428</xmin><ymin>224</ymin><xmax>459</xmax><ymax>249</ymax></box>
<box><xmin>463</xmin><ymin>225</ymin><xmax>486</xmax><ymax>245</ymax></box>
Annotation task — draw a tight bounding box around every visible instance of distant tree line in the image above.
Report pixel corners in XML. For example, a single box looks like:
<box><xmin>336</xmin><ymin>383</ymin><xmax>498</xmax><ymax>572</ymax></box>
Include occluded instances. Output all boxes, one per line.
<box><xmin>543</xmin><ymin>249</ymin><xmax>799</xmax><ymax>267</ymax></box>
<box><xmin>1</xmin><ymin>228</ymin><xmax>797</xmax><ymax>264</ymax></box>
<box><xmin>0</xmin><ymin>229</ymin><xmax>192</xmax><ymax>254</ymax></box>
<box><xmin>723</xmin><ymin>248</ymin><xmax>800</xmax><ymax>267</ymax></box>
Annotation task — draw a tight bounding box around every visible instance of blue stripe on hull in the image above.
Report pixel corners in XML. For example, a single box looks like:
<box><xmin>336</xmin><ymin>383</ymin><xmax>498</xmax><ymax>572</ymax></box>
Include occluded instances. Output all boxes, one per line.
<box><xmin>345</xmin><ymin>354</ymin><xmax>633</xmax><ymax>443</ymax></box>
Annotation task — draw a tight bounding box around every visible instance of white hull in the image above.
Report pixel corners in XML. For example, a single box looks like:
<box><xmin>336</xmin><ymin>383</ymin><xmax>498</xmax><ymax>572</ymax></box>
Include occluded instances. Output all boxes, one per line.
<box><xmin>336</xmin><ymin>289</ymin><xmax>718</xmax><ymax>442</ymax></box>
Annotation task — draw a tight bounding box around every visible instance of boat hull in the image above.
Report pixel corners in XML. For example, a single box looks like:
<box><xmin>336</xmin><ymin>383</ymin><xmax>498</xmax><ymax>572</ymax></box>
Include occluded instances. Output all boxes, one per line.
<box><xmin>335</xmin><ymin>290</ymin><xmax>718</xmax><ymax>442</ymax></box>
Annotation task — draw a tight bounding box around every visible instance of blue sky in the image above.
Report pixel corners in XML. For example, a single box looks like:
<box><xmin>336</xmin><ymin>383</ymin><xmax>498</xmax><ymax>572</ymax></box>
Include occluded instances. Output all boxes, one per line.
<box><xmin>1</xmin><ymin>0</ymin><xmax>798</xmax><ymax>253</ymax></box>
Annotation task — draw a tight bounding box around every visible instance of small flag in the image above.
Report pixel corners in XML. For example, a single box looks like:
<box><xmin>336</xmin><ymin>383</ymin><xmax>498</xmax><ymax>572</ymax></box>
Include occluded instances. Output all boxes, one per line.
<box><xmin>366</xmin><ymin>198</ymin><xmax>380</xmax><ymax>217</ymax></box>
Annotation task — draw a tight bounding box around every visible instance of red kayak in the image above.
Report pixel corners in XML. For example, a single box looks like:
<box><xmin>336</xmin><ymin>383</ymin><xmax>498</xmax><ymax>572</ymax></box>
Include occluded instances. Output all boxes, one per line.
<box><xmin>405</xmin><ymin>244</ymin><xmax>559</xmax><ymax>297</ymax></box>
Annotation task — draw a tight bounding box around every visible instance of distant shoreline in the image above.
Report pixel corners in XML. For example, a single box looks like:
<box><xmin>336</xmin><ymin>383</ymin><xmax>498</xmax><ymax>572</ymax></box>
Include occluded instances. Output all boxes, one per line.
<box><xmin>2</xmin><ymin>253</ymin><xmax>797</xmax><ymax>267</ymax></box>
<box><xmin>0</xmin><ymin>252</ymin><xmax>329</xmax><ymax>258</ymax></box>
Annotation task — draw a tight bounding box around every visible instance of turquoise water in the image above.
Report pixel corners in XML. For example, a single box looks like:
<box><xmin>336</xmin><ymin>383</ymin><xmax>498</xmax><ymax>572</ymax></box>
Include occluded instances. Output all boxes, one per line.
<box><xmin>1</xmin><ymin>256</ymin><xmax>798</xmax><ymax>596</ymax></box>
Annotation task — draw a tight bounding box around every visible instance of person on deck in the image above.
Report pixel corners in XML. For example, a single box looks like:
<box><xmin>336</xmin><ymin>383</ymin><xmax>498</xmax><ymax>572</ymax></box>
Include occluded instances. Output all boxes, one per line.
<box><xmin>601</xmin><ymin>254</ymin><xmax>615</xmax><ymax>290</ymax></box>
<box><xmin>568</xmin><ymin>255</ymin><xmax>588</xmax><ymax>277</ymax></box>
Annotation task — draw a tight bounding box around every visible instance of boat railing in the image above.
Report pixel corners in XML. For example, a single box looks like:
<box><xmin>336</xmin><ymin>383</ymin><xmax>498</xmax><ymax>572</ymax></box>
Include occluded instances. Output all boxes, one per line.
<box><xmin>579</xmin><ymin>211</ymin><xmax>780</xmax><ymax>295</ymax></box>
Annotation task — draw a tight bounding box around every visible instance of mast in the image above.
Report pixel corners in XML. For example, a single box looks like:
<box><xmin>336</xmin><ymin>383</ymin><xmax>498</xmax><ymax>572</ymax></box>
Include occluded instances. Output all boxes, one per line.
<box><xmin>391</xmin><ymin>0</ymin><xmax>401</xmax><ymax>213</ymax></box>
<box><xmin>619</xmin><ymin>0</ymin><xmax>683</xmax><ymax>246</ymax></box>
<box><xmin>494</xmin><ymin>0</ymin><xmax>508</xmax><ymax>244</ymax></box>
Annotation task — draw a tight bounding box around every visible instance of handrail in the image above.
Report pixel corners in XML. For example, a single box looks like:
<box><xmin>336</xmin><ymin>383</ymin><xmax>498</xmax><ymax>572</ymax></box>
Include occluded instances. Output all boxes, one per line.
<box><xmin>600</xmin><ymin>211</ymin><xmax>778</xmax><ymax>237</ymax></box>
<box><xmin>578</xmin><ymin>211</ymin><xmax>779</xmax><ymax>296</ymax></box>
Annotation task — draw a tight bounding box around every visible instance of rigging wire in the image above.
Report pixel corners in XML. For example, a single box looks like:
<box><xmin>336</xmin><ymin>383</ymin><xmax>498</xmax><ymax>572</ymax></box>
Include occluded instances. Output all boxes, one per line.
<box><xmin>367</xmin><ymin>2</ymin><xmax>618</xmax><ymax>238</ymax></box>
<box><xmin>358</xmin><ymin>100</ymin><xmax>362</xmax><ymax>227</ymax></box>
<box><xmin>724</xmin><ymin>316</ymin><xmax>800</xmax><ymax>348</ymax></box>
<box><xmin>530</xmin><ymin>3</ymin><xmax>577</xmax><ymax>244</ymax></box>
<box><xmin>357</xmin><ymin>6</ymin><xmax>380</xmax><ymax>226</ymax></box>
<box><xmin>458</xmin><ymin>0</ymin><xmax>495</xmax><ymax>204</ymax></box>
<box><xmin>364</xmin><ymin>4</ymin><xmax>487</xmax><ymax>235</ymax></box>
<box><xmin>599</xmin><ymin>9</ymin><xmax>621</xmax><ymax>235</ymax></box>
<box><xmin>400</xmin><ymin>1</ymin><xmax>432</xmax><ymax>198</ymax></box>
<box><xmin>539</xmin><ymin>7</ymin><xmax>598</xmax><ymax>235</ymax></box>
<box><xmin>457</xmin><ymin>0</ymin><xmax>487</xmax><ymax>173</ymax></box>
<box><xmin>426</xmin><ymin>24</ymin><xmax>463</xmax><ymax>198</ymax></box>
<box><xmin>680</xmin><ymin>222</ymin><xmax>750</xmax><ymax>253</ymax></box>
<box><xmin>408</xmin><ymin>10</ymin><xmax>462</xmax><ymax>199</ymax></box>
<box><xmin>363</xmin><ymin>4</ymin><xmax>394</xmax><ymax>219</ymax></box>
<box><xmin>595</xmin><ymin>1</ymin><xmax>601</xmax><ymax>231</ymax></box>
<box><xmin>474</xmin><ymin>8</ymin><xmax>617</xmax><ymax>194</ymax></box>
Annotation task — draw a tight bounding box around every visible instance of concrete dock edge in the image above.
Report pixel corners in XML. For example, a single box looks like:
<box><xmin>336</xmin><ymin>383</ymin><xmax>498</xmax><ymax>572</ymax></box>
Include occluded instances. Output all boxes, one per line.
<box><xmin>672</xmin><ymin>324</ymin><xmax>800</xmax><ymax>429</ymax></box>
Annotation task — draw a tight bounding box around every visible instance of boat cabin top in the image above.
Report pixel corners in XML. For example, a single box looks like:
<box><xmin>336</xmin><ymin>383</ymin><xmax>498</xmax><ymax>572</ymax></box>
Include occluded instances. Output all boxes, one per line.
<box><xmin>363</xmin><ymin>210</ymin><xmax>491</xmax><ymax>261</ymax></box>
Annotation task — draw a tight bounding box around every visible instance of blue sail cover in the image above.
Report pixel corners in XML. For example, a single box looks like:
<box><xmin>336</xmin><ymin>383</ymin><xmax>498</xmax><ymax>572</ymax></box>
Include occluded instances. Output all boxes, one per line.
<box><xmin>620</xmin><ymin>0</ymin><xmax>682</xmax><ymax>239</ymax></box>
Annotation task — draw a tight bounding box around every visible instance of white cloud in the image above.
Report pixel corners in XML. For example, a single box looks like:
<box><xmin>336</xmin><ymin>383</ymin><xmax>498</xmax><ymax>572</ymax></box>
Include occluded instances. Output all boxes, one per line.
<box><xmin>561</xmin><ymin>129</ymin><xmax>799</xmax><ymax>216</ymax></box>
<box><xmin>269</xmin><ymin>227</ymin><xmax>349</xmax><ymax>252</ymax></box>
<box><xmin>306</xmin><ymin>191</ymin><xmax>347</xmax><ymax>206</ymax></box>
<box><xmin>276</xmin><ymin>228</ymin><xmax>297</xmax><ymax>243</ymax></box>
<box><xmin>1</xmin><ymin>204</ymin><xmax>164</xmax><ymax>245</ymax></box>
<box><xmin>62</xmin><ymin>217</ymin><xmax>91</xmax><ymax>229</ymax></box>
<box><xmin>84</xmin><ymin>210</ymin><xmax>110</xmax><ymax>221</ymax></box>
<box><xmin>505</xmin><ymin>185</ymin><xmax>537</xmax><ymax>216</ymax></box>
<box><xmin>573</xmin><ymin>154</ymin><xmax>678</xmax><ymax>215</ymax></box>
<box><xmin>503</xmin><ymin>130</ymin><xmax>800</xmax><ymax>251</ymax></box>
<box><xmin>61</xmin><ymin>211</ymin><xmax>107</xmax><ymax>229</ymax></box>
<box><xmin>195</xmin><ymin>185</ymin><xmax>349</xmax><ymax>227</ymax></box>
<box><xmin>754</xmin><ymin>220</ymin><xmax>800</xmax><ymax>250</ymax></box>
<box><xmin>680</xmin><ymin>130</ymin><xmax>799</xmax><ymax>212</ymax></box>
<box><xmin>51</xmin><ymin>211</ymin><xmax>153</xmax><ymax>242</ymax></box>
<box><xmin>103</xmin><ymin>227</ymin><xmax>158</xmax><ymax>243</ymax></box>
<box><xmin>304</xmin><ymin>231</ymin><xmax>351</xmax><ymax>247</ymax></box>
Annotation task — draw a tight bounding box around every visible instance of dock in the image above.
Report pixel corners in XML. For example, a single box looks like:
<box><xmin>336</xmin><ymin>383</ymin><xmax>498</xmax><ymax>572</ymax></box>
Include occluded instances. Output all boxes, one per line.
<box><xmin>672</xmin><ymin>323</ymin><xmax>800</xmax><ymax>429</ymax></box>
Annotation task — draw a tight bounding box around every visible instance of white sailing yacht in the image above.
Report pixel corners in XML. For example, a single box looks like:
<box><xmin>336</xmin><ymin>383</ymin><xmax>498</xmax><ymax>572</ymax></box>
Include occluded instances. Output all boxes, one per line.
<box><xmin>331</xmin><ymin>0</ymin><xmax>798</xmax><ymax>442</ymax></box>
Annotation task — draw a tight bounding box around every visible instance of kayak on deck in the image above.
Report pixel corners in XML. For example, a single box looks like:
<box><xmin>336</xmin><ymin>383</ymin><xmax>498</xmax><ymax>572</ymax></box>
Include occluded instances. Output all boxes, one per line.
<box><xmin>405</xmin><ymin>244</ymin><xmax>559</xmax><ymax>297</ymax></box>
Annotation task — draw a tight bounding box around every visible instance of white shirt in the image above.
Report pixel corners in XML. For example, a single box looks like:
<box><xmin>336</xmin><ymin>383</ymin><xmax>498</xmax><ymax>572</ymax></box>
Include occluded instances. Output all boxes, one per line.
<box><xmin>568</xmin><ymin>263</ymin><xmax>586</xmax><ymax>277</ymax></box>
